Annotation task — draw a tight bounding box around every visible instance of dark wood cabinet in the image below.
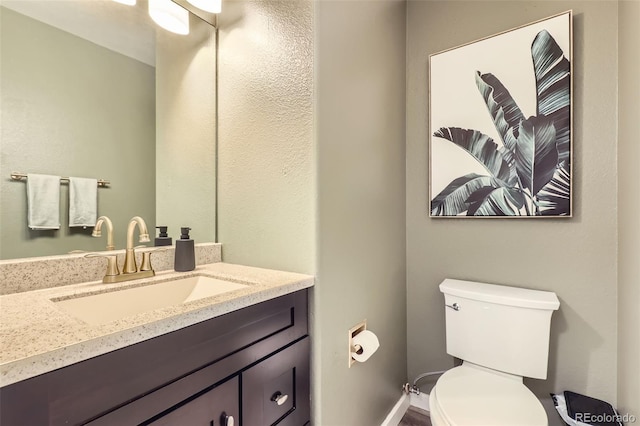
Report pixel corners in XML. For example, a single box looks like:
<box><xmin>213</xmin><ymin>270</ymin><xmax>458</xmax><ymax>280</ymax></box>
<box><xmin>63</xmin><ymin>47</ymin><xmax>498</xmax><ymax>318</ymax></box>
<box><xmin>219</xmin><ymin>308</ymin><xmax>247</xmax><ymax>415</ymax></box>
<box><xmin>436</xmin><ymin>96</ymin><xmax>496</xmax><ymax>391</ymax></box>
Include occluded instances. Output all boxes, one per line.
<box><xmin>0</xmin><ymin>289</ymin><xmax>309</xmax><ymax>426</ymax></box>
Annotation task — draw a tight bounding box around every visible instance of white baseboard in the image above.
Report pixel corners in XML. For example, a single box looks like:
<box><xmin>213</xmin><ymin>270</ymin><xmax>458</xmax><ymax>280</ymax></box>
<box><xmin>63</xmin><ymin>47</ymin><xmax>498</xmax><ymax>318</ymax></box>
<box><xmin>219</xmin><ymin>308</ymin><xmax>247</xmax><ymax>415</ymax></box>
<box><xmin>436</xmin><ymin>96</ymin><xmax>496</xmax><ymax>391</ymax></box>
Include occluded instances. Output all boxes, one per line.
<box><xmin>410</xmin><ymin>392</ymin><xmax>430</xmax><ymax>411</ymax></box>
<box><xmin>380</xmin><ymin>394</ymin><xmax>411</xmax><ymax>426</ymax></box>
<box><xmin>380</xmin><ymin>392</ymin><xmax>431</xmax><ymax>426</ymax></box>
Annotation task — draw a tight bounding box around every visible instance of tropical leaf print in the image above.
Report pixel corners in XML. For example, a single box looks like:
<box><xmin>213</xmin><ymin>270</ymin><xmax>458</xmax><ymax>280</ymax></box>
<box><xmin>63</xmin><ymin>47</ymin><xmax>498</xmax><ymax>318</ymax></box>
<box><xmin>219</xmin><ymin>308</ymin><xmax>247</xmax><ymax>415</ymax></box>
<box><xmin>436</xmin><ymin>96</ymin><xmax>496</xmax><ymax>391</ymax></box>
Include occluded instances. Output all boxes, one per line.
<box><xmin>538</xmin><ymin>161</ymin><xmax>571</xmax><ymax>215</ymax></box>
<box><xmin>475</xmin><ymin>72</ymin><xmax>525</xmax><ymax>141</ymax></box>
<box><xmin>431</xmin><ymin>26</ymin><xmax>571</xmax><ymax>217</ymax></box>
<box><xmin>532</xmin><ymin>30</ymin><xmax>571</xmax><ymax>163</ymax></box>
<box><xmin>433</xmin><ymin>127</ymin><xmax>511</xmax><ymax>182</ymax></box>
<box><xmin>466</xmin><ymin>187</ymin><xmax>525</xmax><ymax>216</ymax></box>
<box><xmin>431</xmin><ymin>174</ymin><xmax>501</xmax><ymax>216</ymax></box>
<box><xmin>514</xmin><ymin>115</ymin><xmax>558</xmax><ymax>196</ymax></box>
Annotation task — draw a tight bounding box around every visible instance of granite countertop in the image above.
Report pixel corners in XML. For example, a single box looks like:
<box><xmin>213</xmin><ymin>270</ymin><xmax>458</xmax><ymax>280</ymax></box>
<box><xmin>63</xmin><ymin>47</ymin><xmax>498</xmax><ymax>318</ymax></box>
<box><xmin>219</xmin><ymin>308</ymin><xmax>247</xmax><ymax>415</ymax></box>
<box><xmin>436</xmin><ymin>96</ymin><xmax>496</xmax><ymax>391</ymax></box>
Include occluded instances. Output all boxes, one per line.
<box><xmin>0</xmin><ymin>262</ymin><xmax>314</xmax><ymax>387</ymax></box>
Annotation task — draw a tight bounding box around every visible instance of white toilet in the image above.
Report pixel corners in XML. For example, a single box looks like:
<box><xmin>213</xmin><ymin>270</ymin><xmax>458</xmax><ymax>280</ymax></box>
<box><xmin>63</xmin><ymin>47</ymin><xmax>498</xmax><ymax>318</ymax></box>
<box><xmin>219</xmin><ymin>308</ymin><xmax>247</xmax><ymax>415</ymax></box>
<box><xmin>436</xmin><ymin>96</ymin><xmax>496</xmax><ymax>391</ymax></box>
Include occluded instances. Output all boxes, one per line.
<box><xmin>429</xmin><ymin>279</ymin><xmax>560</xmax><ymax>426</ymax></box>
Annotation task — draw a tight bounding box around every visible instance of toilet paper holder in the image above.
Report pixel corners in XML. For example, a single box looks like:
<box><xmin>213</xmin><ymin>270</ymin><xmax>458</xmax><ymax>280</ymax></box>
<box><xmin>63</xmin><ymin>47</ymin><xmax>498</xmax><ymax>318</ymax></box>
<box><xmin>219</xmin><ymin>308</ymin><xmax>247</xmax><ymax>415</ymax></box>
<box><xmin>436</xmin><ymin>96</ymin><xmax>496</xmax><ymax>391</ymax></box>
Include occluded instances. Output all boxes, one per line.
<box><xmin>348</xmin><ymin>320</ymin><xmax>381</xmax><ymax>367</ymax></box>
<box><xmin>349</xmin><ymin>320</ymin><xmax>367</xmax><ymax>367</ymax></box>
<box><xmin>349</xmin><ymin>326</ymin><xmax>380</xmax><ymax>366</ymax></box>
<box><xmin>352</xmin><ymin>344</ymin><xmax>364</xmax><ymax>355</ymax></box>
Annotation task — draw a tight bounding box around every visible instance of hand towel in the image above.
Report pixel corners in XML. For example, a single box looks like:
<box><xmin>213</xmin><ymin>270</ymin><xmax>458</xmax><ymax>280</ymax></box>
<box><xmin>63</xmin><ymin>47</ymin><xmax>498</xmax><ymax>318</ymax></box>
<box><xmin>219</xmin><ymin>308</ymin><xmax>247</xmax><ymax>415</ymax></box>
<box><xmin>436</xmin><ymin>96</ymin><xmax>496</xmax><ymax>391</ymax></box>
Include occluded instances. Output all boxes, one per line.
<box><xmin>69</xmin><ymin>177</ymin><xmax>98</xmax><ymax>228</ymax></box>
<box><xmin>27</xmin><ymin>173</ymin><xmax>61</xmax><ymax>230</ymax></box>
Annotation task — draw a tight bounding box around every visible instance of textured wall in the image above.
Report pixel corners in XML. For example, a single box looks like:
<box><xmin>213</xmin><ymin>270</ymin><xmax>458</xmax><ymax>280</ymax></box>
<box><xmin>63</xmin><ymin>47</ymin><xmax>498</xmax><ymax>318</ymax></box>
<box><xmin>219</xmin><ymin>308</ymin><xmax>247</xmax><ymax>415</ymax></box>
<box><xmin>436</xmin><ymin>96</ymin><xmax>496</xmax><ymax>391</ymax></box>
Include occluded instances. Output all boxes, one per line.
<box><xmin>617</xmin><ymin>0</ymin><xmax>640</xmax><ymax>420</ymax></box>
<box><xmin>217</xmin><ymin>0</ymin><xmax>315</xmax><ymax>274</ymax></box>
<box><xmin>314</xmin><ymin>1</ymin><xmax>407</xmax><ymax>424</ymax></box>
<box><xmin>0</xmin><ymin>7</ymin><xmax>155</xmax><ymax>259</ymax></box>
<box><xmin>155</xmin><ymin>14</ymin><xmax>217</xmax><ymax>244</ymax></box>
<box><xmin>217</xmin><ymin>1</ymin><xmax>407</xmax><ymax>424</ymax></box>
<box><xmin>406</xmin><ymin>1</ymin><xmax>619</xmax><ymax>421</ymax></box>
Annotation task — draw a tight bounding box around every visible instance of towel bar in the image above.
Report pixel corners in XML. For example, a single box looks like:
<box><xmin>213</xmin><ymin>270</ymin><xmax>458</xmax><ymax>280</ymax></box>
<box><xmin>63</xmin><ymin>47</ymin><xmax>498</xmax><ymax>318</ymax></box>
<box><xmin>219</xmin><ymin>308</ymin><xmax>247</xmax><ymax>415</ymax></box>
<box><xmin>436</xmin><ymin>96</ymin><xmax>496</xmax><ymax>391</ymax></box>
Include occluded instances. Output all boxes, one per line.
<box><xmin>10</xmin><ymin>172</ymin><xmax>110</xmax><ymax>187</ymax></box>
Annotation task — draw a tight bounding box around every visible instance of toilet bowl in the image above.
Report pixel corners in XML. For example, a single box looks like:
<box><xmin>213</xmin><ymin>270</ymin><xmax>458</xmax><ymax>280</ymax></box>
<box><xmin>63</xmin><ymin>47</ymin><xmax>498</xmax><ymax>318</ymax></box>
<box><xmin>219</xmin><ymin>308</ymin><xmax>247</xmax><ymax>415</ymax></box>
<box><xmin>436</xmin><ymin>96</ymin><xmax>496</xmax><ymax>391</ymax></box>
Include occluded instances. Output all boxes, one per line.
<box><xmin>429</xmin><ymin>279</ymin><xmax>560</xmax><ymax>426</ymax></box>
<box><xmin>428</xmin><ymin>363</ymin><xmax>547</xmax><ymax>426</ymax></box>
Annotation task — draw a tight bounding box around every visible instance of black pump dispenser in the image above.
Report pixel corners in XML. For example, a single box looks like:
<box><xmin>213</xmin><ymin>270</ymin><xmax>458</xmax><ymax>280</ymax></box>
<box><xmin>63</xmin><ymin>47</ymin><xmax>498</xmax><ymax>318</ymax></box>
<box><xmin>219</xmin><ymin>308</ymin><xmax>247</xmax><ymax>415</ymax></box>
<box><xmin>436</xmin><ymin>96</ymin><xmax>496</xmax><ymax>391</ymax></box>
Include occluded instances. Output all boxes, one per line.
<box><xmin>155</xmin><ymin>226</ymin><xmax>172</xmax><ymax>247</ymax></box>
<box><xmin>174</xmin><ymin>227</ymin><xmax>195</xmax><ymax>272</ymax></box>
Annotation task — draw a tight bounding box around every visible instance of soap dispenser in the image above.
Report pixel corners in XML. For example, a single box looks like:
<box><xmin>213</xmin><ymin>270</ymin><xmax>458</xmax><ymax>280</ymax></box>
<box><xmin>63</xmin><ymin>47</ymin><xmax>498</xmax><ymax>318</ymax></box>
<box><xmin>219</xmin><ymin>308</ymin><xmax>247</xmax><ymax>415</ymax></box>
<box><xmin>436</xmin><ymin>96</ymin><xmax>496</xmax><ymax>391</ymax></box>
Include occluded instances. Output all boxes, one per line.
<box><xmin>174</xmin><ymin>227</ymin><xmax>195</xmax><ymax>272</ymax></box>
<box><xmin>155</xmin><ymin>226</ymin><xmax>172</xmax><ymax>247</ymax></box>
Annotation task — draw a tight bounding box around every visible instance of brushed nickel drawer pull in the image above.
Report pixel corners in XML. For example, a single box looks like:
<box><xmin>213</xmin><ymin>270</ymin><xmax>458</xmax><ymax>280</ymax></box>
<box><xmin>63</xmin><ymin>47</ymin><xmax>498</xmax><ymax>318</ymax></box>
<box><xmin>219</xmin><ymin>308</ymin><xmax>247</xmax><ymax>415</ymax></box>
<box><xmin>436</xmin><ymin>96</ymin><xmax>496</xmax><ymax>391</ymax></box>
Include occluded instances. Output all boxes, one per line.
<box><xmin>221</xmin><ymin>412</ymin><xmax>234</xmax><ymax>426</ymax></box>
<box><xmin>271</xmin><ymin>391</ymin><xmax>289</xmax><ymax>406</ymax></box>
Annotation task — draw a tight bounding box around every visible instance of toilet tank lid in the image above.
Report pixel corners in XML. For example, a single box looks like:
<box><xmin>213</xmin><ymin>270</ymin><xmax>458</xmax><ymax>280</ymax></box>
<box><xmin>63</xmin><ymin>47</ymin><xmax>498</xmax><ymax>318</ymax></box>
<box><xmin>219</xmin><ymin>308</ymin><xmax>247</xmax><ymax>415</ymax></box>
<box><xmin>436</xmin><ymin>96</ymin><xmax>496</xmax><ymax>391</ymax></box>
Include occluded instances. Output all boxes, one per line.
<box><xmin>439</xmin><ymin>279</ymin><xmax>560</xmax><ymax>310</ymax></box>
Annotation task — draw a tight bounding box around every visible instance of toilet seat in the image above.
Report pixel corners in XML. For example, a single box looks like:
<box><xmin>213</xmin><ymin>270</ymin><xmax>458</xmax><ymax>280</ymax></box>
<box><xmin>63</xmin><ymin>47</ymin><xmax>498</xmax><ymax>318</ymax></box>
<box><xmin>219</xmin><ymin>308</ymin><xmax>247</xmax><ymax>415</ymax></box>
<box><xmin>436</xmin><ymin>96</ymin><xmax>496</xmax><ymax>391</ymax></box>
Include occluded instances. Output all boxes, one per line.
<box><xmin>429</xmin><ymin>364</ymin><xmax>548</xmax><ymax>426</ymax></box>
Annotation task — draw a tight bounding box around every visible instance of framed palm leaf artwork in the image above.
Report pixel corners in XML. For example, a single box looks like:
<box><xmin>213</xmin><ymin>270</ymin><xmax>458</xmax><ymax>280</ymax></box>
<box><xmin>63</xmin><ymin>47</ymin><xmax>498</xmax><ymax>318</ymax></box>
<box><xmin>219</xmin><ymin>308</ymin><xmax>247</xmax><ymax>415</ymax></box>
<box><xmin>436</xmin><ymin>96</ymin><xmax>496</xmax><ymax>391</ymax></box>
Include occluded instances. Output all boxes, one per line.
<box><xmin>429</xmin><ymin>11</ymin><xmax>572</xmax><ymax>217</ymax></box>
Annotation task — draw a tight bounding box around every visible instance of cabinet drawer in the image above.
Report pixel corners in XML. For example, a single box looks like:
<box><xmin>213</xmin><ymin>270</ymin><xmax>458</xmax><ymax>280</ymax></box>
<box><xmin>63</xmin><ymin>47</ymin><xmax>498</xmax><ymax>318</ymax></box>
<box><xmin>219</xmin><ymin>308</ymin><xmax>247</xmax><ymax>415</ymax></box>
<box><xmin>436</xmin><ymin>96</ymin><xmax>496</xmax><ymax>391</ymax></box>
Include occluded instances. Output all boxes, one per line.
<box><xmin>242</xmin><ymin>337</ymin><xmax>310</xmax><ymax>426</ymax></box>
<box><xmin>146</xmin><ymin>377</ymin><xmax>239</xmax><ymax>426</ymax></box>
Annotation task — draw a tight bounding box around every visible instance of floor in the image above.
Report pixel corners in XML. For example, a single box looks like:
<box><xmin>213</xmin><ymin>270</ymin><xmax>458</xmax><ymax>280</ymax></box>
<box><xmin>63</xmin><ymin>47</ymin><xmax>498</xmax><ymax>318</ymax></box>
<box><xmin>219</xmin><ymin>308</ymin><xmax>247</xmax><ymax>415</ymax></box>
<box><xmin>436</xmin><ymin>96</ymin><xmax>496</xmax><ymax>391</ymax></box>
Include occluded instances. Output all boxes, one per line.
<box><xmin>399</xmin><ymin>406</ymin><xmax>432</xmax><ymax>426</ymax></box>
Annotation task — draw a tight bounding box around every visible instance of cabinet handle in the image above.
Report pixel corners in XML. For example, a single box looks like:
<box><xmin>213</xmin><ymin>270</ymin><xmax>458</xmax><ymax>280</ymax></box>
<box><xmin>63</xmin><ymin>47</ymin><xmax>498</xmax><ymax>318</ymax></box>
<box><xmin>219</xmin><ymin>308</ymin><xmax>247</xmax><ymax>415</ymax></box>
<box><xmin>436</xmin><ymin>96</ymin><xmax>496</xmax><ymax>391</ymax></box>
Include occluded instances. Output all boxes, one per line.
<box><xmin>221</xmin><ymin>412</ymin><xmax>234</xmax><ymax>426</ymax></box>
<box><xmin>271</xmin><ymin>391</ymin><xmax>289</xmax><ymax>406</ymax></box>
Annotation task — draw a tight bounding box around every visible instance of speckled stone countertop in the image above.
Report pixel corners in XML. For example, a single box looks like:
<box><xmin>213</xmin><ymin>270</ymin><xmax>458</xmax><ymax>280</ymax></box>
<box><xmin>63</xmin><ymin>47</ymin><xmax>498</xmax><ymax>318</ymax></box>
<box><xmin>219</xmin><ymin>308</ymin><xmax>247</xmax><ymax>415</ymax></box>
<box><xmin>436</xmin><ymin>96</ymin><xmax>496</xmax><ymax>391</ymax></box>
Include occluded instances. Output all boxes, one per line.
<box><xmin>0</xmin><ymin>262</ymin><xmax>314</xmax><ymax>387</ymax></box>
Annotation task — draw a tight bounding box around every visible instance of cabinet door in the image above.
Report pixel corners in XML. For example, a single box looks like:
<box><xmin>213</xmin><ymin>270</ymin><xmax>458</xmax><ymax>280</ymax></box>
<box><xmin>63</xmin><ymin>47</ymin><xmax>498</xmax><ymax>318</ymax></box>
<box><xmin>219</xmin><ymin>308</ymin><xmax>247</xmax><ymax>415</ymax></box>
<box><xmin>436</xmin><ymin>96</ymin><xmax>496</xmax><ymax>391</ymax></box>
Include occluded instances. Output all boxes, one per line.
<box><xmin>242</xmin><ymin>337</ymin><xmax>310</xmax><ymax>426</ymax></box>
<box><xmin>146</xmin><ymin>376</ymin><xmax>239</xmax><ymax>426</ymax></box>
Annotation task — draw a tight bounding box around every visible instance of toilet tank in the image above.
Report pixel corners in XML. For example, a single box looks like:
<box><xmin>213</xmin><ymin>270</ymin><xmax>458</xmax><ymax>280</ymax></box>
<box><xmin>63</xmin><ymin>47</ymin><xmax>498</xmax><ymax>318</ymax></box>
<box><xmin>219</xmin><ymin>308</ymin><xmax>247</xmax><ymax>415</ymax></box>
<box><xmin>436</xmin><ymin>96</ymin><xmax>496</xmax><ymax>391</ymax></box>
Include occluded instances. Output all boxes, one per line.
<box><xmin>440</xmin><ymin>279</ymin><xmax>560</xmax><ymax>380</ymax></box>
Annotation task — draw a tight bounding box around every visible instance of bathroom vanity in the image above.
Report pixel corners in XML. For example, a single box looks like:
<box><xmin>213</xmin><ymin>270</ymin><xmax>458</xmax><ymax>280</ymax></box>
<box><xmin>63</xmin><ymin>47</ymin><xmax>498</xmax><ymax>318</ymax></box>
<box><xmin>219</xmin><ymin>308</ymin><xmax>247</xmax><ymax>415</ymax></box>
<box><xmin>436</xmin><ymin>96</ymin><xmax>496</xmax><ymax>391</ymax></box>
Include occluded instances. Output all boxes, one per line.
<box><xmin>0</xmin><ymin>255</ymin><xmax>313</xmax><ymax>426</ymax></box>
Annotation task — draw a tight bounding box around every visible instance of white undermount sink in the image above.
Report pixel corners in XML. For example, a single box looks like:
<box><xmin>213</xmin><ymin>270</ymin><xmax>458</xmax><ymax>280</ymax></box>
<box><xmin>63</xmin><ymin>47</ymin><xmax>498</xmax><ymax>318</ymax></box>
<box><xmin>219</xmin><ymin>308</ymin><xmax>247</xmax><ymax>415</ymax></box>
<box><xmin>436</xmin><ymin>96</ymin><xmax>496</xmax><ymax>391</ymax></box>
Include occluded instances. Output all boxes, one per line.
<box><xmin>53</xmin><ymin>275</ymin><xmax>249</xmax><ymax>325</ymax></box>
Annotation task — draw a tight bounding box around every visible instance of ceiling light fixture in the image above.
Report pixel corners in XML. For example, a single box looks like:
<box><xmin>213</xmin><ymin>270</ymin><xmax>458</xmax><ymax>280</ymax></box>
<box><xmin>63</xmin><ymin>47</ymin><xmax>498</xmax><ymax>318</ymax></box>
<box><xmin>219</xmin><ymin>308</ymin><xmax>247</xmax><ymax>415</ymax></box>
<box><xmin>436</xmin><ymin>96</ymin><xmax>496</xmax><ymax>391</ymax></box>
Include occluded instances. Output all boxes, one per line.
<box><xmin>113</xmin><ymin>0</ymin><xmax>136</xmax><ymax>6</ymax></box>
<box><xmin>186</xmin><ymin>0</ymin><xmax>221</xmax><ymax>14</ymax></box>
<box><xmin>149</xmin><ymin>0</ymin><xmax>189</xmax><ymax>35</ymax></box>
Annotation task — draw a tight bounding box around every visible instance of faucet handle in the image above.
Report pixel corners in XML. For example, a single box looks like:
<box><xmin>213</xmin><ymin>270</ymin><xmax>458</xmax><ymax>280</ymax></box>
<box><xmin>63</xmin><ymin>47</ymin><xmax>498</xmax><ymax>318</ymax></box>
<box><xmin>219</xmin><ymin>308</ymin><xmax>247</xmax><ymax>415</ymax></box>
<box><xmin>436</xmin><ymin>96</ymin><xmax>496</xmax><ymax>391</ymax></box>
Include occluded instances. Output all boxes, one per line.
<box><xmin>139</xmin><ymin>247</ymin><xmax>168</xmax><ymax>272</ymax></box>
<box><xmin>140</xmin><ymin>252</ymin><xmax>152</xmax><ymax>272</ymax></box>
<box><xmin>133</xmin><ymin>245</ymin><xmax>149</xmax><ymax>271</ymax></box>
<box><xmin>85</xmin><ymin>253</ymin><xmax>120</xmax><ymax>279</ymax></box>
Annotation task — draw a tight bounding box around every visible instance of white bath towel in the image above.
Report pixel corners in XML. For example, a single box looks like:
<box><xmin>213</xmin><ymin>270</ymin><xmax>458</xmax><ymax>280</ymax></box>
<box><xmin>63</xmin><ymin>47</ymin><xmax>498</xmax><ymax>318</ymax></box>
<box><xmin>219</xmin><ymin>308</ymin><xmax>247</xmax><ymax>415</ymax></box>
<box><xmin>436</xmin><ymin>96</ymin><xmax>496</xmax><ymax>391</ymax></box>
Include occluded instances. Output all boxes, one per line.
<box><xmin>69</xmin><ymin>177</ymin><xmax>98</xmax><ymax>228</ymax></box>
<box><xmin>27</xmin><ymin>173</ymin><xmax>61</xmax><ymax>230</ymax></box>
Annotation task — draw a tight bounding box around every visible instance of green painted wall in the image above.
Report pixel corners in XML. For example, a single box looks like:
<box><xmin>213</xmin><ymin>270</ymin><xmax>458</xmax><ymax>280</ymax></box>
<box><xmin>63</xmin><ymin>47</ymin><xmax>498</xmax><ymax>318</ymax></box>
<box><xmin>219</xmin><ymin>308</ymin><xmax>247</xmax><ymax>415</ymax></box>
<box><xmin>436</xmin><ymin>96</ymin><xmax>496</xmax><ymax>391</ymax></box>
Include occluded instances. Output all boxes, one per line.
<box><xmin>217</xmin><ymin>0</ymin><xmax>315</xmax><ymax>274</ymax></box>
<box><xmin>617</xmin><ymin>0</ymin><xmax>640</xmax><ymax>421</ymax></box>
<box><xmin>217</xmin><ymin>1</ymin><xmax>407</xmax><ymax>424</ymax></box>
<box><xmin>314</xmin><ymin>1</ymin><xmax>407</xmax><ymax>424</ymax></box>
<box><xmin>407</xmin><ymin>2</ymin><xmax>619</xmax><ymax>423</ymax></box>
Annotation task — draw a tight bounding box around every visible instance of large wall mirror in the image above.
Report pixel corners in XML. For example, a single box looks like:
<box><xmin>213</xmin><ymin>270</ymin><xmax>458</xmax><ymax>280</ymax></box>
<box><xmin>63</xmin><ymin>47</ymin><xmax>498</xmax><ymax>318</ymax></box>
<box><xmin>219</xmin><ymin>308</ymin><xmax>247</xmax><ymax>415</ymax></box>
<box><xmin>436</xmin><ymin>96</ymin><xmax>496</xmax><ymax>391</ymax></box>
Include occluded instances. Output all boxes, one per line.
<box><xmin>0</xmin><ymin>0</ymin><xmax>217</xmax><ymax>260</ymax></box>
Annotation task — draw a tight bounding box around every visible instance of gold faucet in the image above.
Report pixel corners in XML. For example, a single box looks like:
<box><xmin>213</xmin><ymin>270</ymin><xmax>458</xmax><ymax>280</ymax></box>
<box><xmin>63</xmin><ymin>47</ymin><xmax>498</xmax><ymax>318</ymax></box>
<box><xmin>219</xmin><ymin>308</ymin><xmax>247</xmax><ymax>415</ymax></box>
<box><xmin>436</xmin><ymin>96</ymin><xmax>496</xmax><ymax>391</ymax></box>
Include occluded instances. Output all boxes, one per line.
<box><xmin>122</xmin><ymin>216</ymin><xmax>152</xmax><ymax>275</ymax></box>
<box><xmin>88</xmin><ymin>216</ymin><xmax>157</xmax><ymax>284</ymax></box>
<box><xmin>92</xmin><ymin>216</ymin><xmax>115</xmax><ymax>250</ymax></box>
